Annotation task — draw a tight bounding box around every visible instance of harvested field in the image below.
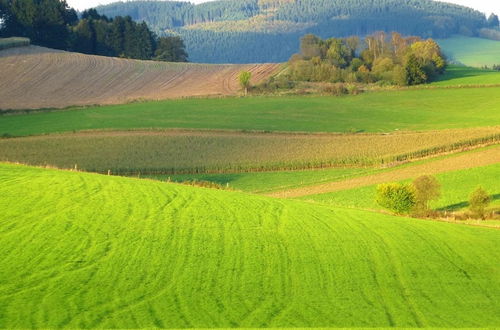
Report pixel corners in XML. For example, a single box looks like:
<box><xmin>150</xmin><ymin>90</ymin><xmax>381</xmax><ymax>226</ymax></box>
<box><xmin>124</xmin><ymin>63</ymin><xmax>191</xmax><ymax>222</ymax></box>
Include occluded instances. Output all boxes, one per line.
<box><xmin>0</xmin><ymin>128</ymin><xmax>498</xmax><ymax>174</ymax></box>
<box><xmin>269</xmin><ymin>146</ymin><xmax>500</xmax><ymax>198</ymax></box>
<box><xmin>0</xmin><ymin>46</ymin><xmax>279</xmax><ymax>110</ymax></box>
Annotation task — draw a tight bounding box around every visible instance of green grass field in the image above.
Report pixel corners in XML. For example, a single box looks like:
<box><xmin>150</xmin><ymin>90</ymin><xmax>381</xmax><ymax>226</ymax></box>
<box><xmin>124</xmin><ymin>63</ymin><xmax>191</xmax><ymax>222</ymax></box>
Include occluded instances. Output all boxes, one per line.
<box><xmin>1</xmin><ymin>87</ymin><xmax>500</xmax><ymax>135</ymax></box>
<box><xmin>437</xmin><ymin>36</ymin><xmax>500</xmax><ymax>67</ymax></box>
<box><xmin>0</xmin><ymin>163</ymin><xmax>499</xmax><ymax>328</ymax></box>
<box><xmin>302</xmin><ymin>163</ymin><xmax>500</xmax><ymax>212</ymax></box>
<box><xmin>431</xmin><ymin>65</ymin><xmax>500</xmax><ymax>86</ymax></box>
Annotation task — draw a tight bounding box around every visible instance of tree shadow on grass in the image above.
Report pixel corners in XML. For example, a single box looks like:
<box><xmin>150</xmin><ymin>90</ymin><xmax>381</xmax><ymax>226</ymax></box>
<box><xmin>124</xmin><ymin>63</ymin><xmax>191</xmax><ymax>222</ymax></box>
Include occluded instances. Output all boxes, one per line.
<box><xmin>437</xmin><ymin>193</ymin><xmax>500</xmax><ymax>211</ymax></box>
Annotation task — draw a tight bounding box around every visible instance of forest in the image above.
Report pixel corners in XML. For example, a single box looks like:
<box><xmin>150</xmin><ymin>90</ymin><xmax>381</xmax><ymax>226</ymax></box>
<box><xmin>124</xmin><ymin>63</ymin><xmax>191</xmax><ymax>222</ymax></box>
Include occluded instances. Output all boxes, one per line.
<box><xmin>96</xmin><ymin>0</ymin><xmax>499</xmax><ymax>63</ymax></box>
<box><xmin>0</xmin><ymin>0</ymin><xmax>188</xmax><ymax>61</ymax></box>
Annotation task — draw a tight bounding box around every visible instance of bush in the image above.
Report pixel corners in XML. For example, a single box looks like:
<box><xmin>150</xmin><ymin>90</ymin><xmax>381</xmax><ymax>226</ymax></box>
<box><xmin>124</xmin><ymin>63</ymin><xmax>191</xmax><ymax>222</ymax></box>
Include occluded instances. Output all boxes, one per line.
<box><xmin>469</xmin><ymin>187</ymin><xmax>491</xmax><ymax>219</ymax></box>
<box><xmin>376</xmin><ymin>183</ymin><xmax>416</xmax><ymax>215</ymax></box>
<box><xmin>412</xmin><ymin>175</ymin><xmax>441</xmax><ymax>216</ymax></box>
<box><xmin>323</xmin><ymin>83</ymin><xmax>348</xmax><ymax>96</ymax></box>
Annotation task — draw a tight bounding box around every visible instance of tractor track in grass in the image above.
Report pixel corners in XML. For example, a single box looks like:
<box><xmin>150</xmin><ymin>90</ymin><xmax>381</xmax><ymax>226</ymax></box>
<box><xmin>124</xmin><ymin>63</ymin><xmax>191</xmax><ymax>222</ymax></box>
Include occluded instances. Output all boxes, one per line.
<box><xmin>0</xmin><ymin>46</ymin><xmax>279</xmax><ymax>110</ymax></box>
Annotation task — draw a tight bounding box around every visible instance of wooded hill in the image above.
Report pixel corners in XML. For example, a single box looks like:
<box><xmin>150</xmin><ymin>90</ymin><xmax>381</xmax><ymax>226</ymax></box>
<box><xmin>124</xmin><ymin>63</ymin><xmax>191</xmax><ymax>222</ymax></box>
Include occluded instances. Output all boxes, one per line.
<box><xmin>96</xmin><ymin>0</ymin><xmax>499</xmax><ymax>63</ymax></box>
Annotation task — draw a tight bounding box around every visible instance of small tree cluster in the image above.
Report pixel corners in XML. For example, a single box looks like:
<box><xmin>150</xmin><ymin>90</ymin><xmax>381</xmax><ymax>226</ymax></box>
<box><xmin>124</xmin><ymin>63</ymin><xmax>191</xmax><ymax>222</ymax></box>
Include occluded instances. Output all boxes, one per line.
<box><xmin>377</xmin><ymin>175</ymin><xmax>441</xmax><ymax>216</ymax></box>
<box><xmin>377</xmin><ymin>177</ymin><xmax>494</xmax><ymax>220</ymax></box>
<box><xmin>288</xmin><ymin>31</ymin><xmax>446</xmax><ymax>86</ymax></box>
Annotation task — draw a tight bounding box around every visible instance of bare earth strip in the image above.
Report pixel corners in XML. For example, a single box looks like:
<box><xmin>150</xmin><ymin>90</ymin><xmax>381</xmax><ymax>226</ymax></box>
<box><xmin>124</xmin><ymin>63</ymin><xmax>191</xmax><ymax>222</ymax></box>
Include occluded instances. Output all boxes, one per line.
<box><xmin>0</xmin><ymin>46</ymin><xmax>280</xmax><ymax>110</ymax></box>
<box><xmin>268</xmin><ymin>146</ymin><xmax>500</xmax><ymax>198</ymax></box>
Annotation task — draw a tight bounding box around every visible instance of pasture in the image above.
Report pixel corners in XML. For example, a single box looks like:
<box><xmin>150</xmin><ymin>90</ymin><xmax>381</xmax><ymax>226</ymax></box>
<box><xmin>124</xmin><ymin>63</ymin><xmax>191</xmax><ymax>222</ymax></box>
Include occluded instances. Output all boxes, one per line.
<box><xmin>430</xmin><ymin>65</ymin><xmax>500</xmax><ymax>86</ymax></box>
<box><xmin>300</xmin><ymin>161</ymin><xmax>500</xmax><ymax>213</ymax></box>
<box><xmin>1</xmin><ymin>87</ymin><xmax>500</xmax><ymax>135</ymax></box>
<box><xmin>0</xmin><ymin>163</ymin><xmax>499</xmax><ymax>328</ymax></box>
<box><xmin>0</xmin><ymin>128</ymin><xmax>498</xmax><ymax>174</ymax></box>
<box><xmin>0</xmin><ymin>46</ymin><xmax>279</xmax><ymax>110</ymax></box>
<box><xmin>437</xmin><ymin>36</ymin><xmax>500</xmax><ymax>67</ymax></box>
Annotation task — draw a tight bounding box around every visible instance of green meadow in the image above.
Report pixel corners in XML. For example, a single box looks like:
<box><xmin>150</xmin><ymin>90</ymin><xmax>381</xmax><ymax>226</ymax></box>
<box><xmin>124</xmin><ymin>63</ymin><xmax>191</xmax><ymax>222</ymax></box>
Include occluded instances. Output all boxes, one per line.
<box><xmin>430</xmin><ymin>65</ymin><xmax>500</xmax><ymax>86</ymax></box>
<box><xmin>1</xmin><ymin>87</ymin><xmax>500</xmax><ymax>136</ymax></box>
<box><xmin>302</xmin><ymin>163</ymin><xmax>500</xmax><ymax>212</ymax></box>
<box><xmin>438</xmin><ymin>36</ymin><xmax>500</xmax><ymax>67</ymax></box>
<box><xmin>0</xmin><ymin>163</ymin><xmax>499</xmax><ymax>328</ymax></box>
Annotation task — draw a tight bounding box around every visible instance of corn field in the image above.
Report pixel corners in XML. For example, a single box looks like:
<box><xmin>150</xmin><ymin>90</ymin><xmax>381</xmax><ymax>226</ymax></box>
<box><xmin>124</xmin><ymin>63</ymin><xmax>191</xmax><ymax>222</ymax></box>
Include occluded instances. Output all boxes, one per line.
<box><xmin>1</xmin><ymin>128</ymin><xmax>498</xmax><ymax>175</ymax></box>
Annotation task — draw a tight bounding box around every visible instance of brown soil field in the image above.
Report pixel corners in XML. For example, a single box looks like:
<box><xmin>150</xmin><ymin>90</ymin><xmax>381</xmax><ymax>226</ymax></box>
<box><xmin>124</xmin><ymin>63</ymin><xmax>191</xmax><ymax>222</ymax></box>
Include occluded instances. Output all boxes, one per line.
<box><xmin>0</xmin><ymin>46</ymin><xmax>280</xmax><ymax>110</ymax></box>
<box><xmin>268</xmin><ymin>146</ymin><xmax>500</xmax><ymax>198</ymax></box>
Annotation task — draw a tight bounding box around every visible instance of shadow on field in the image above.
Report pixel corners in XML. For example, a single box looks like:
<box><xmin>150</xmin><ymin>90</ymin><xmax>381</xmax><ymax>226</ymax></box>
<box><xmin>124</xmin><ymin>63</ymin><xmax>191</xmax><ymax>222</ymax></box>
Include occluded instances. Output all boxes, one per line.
<box><xmin>438</xmin><ymin>193</ymin><xmax>500</xmax><ymax>211</ymax></box>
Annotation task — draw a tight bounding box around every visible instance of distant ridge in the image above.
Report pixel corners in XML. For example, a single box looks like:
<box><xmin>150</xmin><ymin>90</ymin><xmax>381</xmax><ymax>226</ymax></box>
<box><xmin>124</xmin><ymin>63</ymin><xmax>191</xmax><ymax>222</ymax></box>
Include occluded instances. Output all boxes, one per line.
<box><xmin>97</xmin><ymin>0</ymin><xmax>491</xmax><ymax>63</ymax></box>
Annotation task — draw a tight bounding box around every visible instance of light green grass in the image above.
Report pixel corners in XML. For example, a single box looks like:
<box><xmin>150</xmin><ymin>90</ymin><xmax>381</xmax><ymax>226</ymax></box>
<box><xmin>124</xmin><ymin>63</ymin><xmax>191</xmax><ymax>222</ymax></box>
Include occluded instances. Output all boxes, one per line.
<box><xmin>302</xmin><ymin>163</ymin><xmax>500</xmax><ymax>212</ymax></box>
<box><xmin>437</xmin><ymin>36</ymin><xmax>500</xmax><ymax>67</ymax></box>
<box><xmin>0</xmin><ymin>163</ymin><xmax>499</xmax><ymax>328</ymax></box>
<box><xmin>430</xmin><ymin>65</ymin><xmax>500</xmax><ymax>86</ymax></box>
<box><xmin>150</xmin><ymin>167</ymin><xmax>375</xmax><ymax>193</ymax></box>
<box><xmin>1</xmin><ymin>87</ymin><xmax>500</xmax><ymax>135</ymax></box>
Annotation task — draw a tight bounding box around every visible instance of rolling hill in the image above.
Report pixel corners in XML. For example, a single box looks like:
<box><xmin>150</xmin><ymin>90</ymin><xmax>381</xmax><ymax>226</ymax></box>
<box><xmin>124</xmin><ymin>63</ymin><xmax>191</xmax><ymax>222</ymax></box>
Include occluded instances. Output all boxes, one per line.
<box><xmin>0</xmin><ymin>162</ymin><xmax>499</xmax><ymax>328</ymax></box>
<box><xmin>96</xmin><ymin>0</ymin><xmax>492</xmax><ymax>63</ymax></box>
<box><xmin>0</xmin><ymin>46</ymin><xmax>279</xmax><ymax>110</ymax></box>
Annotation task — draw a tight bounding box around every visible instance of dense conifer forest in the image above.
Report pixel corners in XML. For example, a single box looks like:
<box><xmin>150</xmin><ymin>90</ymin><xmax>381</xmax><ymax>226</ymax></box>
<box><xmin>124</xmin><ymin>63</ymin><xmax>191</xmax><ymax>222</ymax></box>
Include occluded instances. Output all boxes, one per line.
<box><xmin>0</xmin><ymin>0</ymin><xmax>188</xmax><ymax>61</ymax></box>
<box><xmin>96</xmin><ymin>0</ymin><xmax>499</xmax><ymax>63</ymax></box>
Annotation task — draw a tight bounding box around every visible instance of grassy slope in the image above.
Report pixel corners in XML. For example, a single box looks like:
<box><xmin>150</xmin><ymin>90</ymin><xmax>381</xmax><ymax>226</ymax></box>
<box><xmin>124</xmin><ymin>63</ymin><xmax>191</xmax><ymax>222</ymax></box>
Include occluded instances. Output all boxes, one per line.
<box><xmin>0</xmin><ymin>163</ymin><xmax>499</xmax><ymax>328</ymax></box>
<box><xmin>1</xmin><ymin>87</ymin><xmax>500</xmax><ymax>136</ymax></box>
<box><xmin>302</xmin><ymin>163</ymin><xmax>500</xmax><ymax>212</ymax></box>
<box><xmin>438</xmin><ymin>36</ymin><xmax>500</xmax><ymax>67</ymax></box>
<box><xmin>151</xmin><ymin>167</ymin><xmax>374</xmax><ymax>193</ymax></box>
<box><xmin>430</xmin><ymin>65</ymin><xmax>500</xmax><ymax>86</ymax></box>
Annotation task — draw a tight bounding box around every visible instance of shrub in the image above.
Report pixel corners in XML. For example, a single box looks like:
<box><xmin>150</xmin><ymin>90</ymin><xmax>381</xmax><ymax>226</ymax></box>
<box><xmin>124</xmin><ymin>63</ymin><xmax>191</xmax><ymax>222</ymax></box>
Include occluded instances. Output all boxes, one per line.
<box><xmin>323</xmin><ymin>83</ymin><xmax>348</xmax><ymax>96</ymax></box>
<box><xmin>376</xmin><ymin>183</ymin><xmax>416</xmax><ymax>215</ymax></box>
<box><xmin>412</xmin><ymin>175</ymin><xmax>441</xmax><ymax>216</ymax></box>
<box><xmin>469</xmin><ymin>187</ymin><xmax>491</xmax><ymax>219</ymax></box>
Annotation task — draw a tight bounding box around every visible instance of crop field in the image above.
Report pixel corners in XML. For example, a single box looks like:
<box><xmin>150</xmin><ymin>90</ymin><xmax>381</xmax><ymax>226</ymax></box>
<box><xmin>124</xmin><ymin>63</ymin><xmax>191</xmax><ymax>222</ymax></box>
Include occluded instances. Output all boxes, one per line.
<box><xmin>0</xmin><ymin>163</ymin><xmax>499</xmax><ymax>328</ymax></box>
<box><xmin>302</xmin><ymin>162</ymin><xmax>500</xmax><ymax>213</ymax></box>
<box><xmin>437</xmin><ymin>36</ymin><xmax>500</xmax><ymax>67</ymax></box>
<box><xmin>430</xmin><ymin>65</ymin><xmax>500</xmax><ymax>86</ymax></box>
<box><xmin>270</xmin><ymin>146</ymin><xmax>500</xmax><ymax>198</ymax></box>
<box><xmin>1</xmin><ymin>87</ymin><xmax>500</xmax><ymax>135</ymax></box>
<box><xmin>0</xmin><ymin>37</ymin><xmax>30</xmax><ymax>50</ymax></box>
<box><xmin>0</xmin><ymin>46</ymin><xmax>279</xmax><ymax>110</ymax></box>
<box><xmin>158</xmin><ymin>145</ymin><xmax>500</xmax><ymax>193</ymax></box>
<box><xmin>1</xmin><ymin>128</ymin><xmax>498</xmax><ymax>174</ymax></box>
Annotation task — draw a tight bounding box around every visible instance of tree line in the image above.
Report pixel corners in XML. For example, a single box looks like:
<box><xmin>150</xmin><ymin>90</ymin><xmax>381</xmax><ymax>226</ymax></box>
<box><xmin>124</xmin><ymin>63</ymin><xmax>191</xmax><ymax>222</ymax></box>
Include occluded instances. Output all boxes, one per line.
<box><xmin>0</xmin><ymin>0</ymin><xmax>188</xmax><ymax>62</ymax></box>
<box><xmin>287</xmin><ymin>32</ymin><xmax>446</xmax><ymax>86</ymax></box>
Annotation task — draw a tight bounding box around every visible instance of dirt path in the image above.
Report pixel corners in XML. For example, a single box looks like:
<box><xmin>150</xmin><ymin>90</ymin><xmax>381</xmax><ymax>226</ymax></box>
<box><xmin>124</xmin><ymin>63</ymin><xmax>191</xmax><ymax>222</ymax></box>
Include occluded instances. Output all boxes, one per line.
<box><xmin>0</xmin><ymin>46</ymin><xmax>280</xmax><ymax>110</ymax></box>
<box><xmin>268</xmin><ymin>147</ymin><xmax>500</xmax><ymax>198</ymax></box>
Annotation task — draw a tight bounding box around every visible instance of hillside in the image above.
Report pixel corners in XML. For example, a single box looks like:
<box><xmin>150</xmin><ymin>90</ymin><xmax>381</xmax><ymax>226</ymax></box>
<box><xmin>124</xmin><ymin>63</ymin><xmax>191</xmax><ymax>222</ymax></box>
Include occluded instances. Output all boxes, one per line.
<box><xmin>96</xmin><ymin>0</ymin><xmax>493</xmax><ymax>63</ymax></box>
<box><xmin>0</xmin><ymin>46</ymin><xmax>279</xmax><ymax>110</ymax></box>
<box><xmin>437</xmin><ymin>36</ymin><xmax>500</xmax><ymax>67</ymax></box>
<box><xmin>0</xmin><ymin>163</ymin><xmax>499</xmax><ymax>328</ymax></box>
